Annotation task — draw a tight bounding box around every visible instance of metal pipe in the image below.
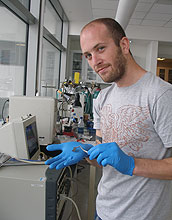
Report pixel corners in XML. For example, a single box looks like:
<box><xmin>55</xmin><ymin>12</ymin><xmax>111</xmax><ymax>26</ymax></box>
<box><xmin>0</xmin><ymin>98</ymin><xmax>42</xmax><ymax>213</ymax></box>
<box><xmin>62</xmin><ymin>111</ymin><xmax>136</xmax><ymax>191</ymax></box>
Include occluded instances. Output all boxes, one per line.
<box><xmin>115</xmin><ymin>0</ymin><xmax>139</xmax><ymax>30</ymax></box>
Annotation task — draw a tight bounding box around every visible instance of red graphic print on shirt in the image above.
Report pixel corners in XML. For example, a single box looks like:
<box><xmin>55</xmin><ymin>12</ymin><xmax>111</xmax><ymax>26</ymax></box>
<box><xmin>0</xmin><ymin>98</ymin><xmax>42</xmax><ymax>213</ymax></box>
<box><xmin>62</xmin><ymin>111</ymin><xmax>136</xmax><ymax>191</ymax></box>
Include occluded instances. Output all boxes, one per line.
<box><xmin>100</xmin><ymin>105</ymin><xmax>150</xmax><ymax>152</ymax></box>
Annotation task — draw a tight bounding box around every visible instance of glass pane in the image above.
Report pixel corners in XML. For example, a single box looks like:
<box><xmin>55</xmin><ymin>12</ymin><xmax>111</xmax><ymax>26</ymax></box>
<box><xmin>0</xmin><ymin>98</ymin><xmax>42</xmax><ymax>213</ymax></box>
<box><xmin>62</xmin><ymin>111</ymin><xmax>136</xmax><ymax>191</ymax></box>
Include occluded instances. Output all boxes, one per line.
<box><xmin>73</xmin><ymin>53</ymin><xmax>82</xmax><ymax>61</ymax></box>
<box><xmin>0</xmin><ymin>5</ymin><xmax>27</xmax><ymax>97</ymax></box>
<box><xmin>44</xmin><ymin>0</ymin><xmax>62</xmax><ymax>43</ymax></box>
<box><xmin>73</xmin><ymin>61</ymin><xmax>82</xmax><ymax>71</ymax></box>
<box><xmin>168</xmin><ymin>69</ymin><xmax>172</xmax><ymax>84</ymax></box>
<box><xmin>87</xmin><ymin>65</ymin><xmax>96</xmax><ymax>80</ymax></box>
<box><xmin>159</xmin><ymin>69</ymin><xmax>165</xmax><ymax>80</ymax></box>
<box><xmin>72</xmin><ymin>52</ymin><xmax>82</xmax><ymax>80</ymax></box>
<box><xmin>87</xmin><ymin>70</ymin><xmax>97</xmax><ymax>81</ymax></box>
<box><xmin>18</xmin><ymin>0</ymin><xmax>30</xmax><ymax>9</ymax></box>
<box><xmin>40</xmin><ymin>38</ymin><xmax>60</xmax><ymax>97</ymax></box>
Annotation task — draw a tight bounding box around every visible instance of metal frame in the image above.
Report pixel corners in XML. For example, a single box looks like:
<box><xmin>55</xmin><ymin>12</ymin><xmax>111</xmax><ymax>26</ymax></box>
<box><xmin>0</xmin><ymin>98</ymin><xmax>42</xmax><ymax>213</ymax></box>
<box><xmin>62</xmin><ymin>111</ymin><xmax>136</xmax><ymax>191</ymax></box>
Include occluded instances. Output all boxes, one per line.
<box><xmin>26</xmin><ymin>0</ymin><xmax>41</xmax><ymax>96</ymax></box>
<box><xmin>43</xmin><ymin>27</ymin><xmax>66</xmax><ymax>51</ymax></box>
<box><xmin>0</xmin><ymin>0</ymin><xmax>37</xmax><ymax>24</ymax></box>
<box><xmin>50</xmin><ymin>0</ymin><xmax>68</xmax><ymax>21</ymax></box>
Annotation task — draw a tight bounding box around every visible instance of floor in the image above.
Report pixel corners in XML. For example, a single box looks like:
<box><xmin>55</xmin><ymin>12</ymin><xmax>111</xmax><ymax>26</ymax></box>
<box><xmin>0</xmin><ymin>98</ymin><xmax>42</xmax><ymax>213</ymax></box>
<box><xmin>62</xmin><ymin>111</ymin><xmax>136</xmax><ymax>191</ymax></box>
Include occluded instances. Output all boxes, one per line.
<box><xmin>61</xmin><ymin>159</ymin><xmax>102</xmax><ymax>220</ymax></box>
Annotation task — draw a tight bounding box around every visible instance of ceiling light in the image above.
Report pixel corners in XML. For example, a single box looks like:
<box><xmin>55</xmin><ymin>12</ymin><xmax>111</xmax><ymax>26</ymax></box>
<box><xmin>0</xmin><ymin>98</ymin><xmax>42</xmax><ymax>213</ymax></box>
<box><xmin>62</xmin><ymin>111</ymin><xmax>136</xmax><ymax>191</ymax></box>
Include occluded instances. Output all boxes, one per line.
<box><xmin>157</xmin><ymin>58</ymin><xmax>165</xmax><ymax>61</ymax></box>
<box><xmin>16</xmin><ymin>43</ymin><xmax>25</xmax><ymax>47</ymax></box>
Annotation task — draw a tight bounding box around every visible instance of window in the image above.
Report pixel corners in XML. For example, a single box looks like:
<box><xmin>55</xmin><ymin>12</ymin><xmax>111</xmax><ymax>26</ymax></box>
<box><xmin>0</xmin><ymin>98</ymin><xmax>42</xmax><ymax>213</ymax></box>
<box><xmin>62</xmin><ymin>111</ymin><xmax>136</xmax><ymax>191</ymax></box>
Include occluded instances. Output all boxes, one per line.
<box><xmin>39</xmin><ymin>0</ymin><xmax>68</xmax><ymax>97</ymax></box>
<box><xmin>40</xmin><ymin>38</ymin><xmax>61</xmax><ymax>97</ymax></box>
<box><xmin>44</xmin><ymin>0</ymin><xmax>63</xmax><ymax>43</ymax></box>
<box><xmin>0</xmin><ymin>0</ymin><xmax>68</xmax><ymax>121</ymax></box>
<box><xmin>0</xmin><ymin>5</ymin><xmax>27</xmax><ymax>97</ymax></box>
<box><xmin>18</xmin><ymin>0</ymin><xmax>30</xmax><ymax>9</ymax></box>
<box><xmin>169</xmin><ymin>70</ymin><xmax>172</xmax><ymax>84</ymax></box>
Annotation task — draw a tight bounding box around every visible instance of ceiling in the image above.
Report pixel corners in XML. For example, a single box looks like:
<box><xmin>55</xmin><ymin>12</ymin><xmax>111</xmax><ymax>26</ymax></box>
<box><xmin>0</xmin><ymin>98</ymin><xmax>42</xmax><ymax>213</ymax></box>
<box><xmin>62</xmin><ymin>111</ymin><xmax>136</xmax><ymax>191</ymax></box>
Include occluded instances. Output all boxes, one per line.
<box><xmin>59</xmin><ymin>0</ymin><xmax>172</xmax><ymax>28</ymax></box>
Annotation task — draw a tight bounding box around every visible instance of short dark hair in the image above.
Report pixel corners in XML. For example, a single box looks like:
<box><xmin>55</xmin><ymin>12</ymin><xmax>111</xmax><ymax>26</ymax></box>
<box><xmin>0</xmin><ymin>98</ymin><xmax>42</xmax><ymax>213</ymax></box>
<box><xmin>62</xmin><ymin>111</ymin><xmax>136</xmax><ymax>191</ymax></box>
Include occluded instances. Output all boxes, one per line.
<box><xmin>81</xmin><ymin>18</ymin><xmax>126</xmax><ymax>47</ymax></box>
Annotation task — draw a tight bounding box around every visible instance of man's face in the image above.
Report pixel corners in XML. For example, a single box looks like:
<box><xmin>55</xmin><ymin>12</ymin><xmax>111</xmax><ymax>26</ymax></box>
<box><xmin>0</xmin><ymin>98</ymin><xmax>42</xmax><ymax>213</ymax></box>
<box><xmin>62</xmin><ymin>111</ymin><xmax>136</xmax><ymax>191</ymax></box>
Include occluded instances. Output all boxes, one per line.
<box><xmin>80</xmin><ymin>23</ymin><xmax>127</xmax><ymax>83</ymax></box>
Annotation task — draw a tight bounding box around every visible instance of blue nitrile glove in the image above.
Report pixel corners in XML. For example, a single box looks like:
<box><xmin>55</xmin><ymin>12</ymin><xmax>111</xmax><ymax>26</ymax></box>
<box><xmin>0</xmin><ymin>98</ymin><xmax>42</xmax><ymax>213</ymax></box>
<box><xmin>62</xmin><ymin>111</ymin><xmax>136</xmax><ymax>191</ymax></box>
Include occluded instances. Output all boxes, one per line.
<box><xmin>45</xmin><ymin>142</ymin><xmax>93</xmax><ymax>169</ymax></box>
<box><xmin>87</xmin><ymin>142</ymin><xmax>135</xmax><ymax>176</ymax></box>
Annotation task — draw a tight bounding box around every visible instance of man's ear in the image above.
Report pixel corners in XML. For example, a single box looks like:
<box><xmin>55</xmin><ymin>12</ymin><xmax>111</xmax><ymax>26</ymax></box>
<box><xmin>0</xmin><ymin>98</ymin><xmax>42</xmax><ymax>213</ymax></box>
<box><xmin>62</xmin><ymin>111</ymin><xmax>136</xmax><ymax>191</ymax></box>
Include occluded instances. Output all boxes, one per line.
<box><xmin>120</xmin><ymin>37</ymin><xmax>130</xmax><ymax>55</ymax></box>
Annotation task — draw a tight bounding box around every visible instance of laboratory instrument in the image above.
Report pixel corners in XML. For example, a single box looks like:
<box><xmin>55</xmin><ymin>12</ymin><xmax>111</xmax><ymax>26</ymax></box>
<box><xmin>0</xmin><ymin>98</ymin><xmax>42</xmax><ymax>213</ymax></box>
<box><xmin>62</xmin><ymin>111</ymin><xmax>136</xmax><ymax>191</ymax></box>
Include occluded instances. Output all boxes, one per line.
<box><xmin>9</xmin><ymin>96</ymin><xmax>57</xmax><ymax>146</ymax></box>
<box><xmin>0</xmin><ymin>115</ymin><xmax>40</xmax><ymax>160</ymax></box>
<box><xmin>78</xmin><ymin>116</ymin><xmax>84</xmax><ymax>138</ymax></box>
<box><xmin>0</xmin><ymin>164</ymin><xmax>74</xmax><ymax>220</ymax></box>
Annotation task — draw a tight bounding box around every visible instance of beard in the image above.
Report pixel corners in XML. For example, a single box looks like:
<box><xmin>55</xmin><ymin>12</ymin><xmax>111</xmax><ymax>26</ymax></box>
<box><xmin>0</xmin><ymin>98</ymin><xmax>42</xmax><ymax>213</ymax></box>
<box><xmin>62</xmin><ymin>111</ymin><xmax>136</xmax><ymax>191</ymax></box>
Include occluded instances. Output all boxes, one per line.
<box><xmin>97</xmin><ymin>48</ymin><xmax>127</xmax><ymax>83</ymax></box>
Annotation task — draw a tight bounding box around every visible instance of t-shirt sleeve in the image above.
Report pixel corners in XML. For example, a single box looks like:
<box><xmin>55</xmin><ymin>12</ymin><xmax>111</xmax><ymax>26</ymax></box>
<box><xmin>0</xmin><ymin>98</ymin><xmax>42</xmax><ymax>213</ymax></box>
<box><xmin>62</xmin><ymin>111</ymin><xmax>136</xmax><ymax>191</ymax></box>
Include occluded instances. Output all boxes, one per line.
<box><xmin>153</xmin><ymin>89</ymin><xmax>172</xmax><ymax>148</ymax></box>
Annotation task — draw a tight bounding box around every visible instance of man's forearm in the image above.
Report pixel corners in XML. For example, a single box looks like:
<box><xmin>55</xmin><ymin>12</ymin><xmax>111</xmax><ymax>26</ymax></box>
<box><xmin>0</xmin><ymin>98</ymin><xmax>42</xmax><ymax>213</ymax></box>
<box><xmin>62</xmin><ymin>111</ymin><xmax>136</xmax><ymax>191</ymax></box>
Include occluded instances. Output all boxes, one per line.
<box><xmin>133</xmin><ymin>157</ymin><xmax>172</xmax><ymax>180</ymax></box>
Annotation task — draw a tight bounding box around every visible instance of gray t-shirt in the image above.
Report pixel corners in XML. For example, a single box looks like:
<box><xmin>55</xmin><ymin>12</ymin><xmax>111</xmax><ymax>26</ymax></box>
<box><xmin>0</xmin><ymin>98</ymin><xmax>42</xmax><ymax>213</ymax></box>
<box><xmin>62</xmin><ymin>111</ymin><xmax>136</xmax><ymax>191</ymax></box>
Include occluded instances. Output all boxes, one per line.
<box><xmin>93</xmin><ymin>72</ymin><xmax>172</xmax><ymax>220</ymax></box>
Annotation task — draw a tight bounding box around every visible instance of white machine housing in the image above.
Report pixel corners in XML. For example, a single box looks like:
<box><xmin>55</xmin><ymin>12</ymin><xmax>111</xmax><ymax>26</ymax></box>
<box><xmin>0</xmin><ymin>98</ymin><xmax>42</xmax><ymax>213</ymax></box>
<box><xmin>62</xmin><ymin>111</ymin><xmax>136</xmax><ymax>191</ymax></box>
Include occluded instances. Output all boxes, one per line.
<box><xmin>0</xmin><ymin>165</ymin><xmax>47</xmax><ymax>220</ymax></box>
<box><xmin>9</xmin><ymin>96</ymin><xmax>57</xmax><ymax>146</ymax></box>
<box><xmin>0</xmin><ymin>165</ymin><xmax>73</xmax><ymax>220</ymax></box>
<box><xmin>0</xmin><ymin>115</ymin><xmax>40</xmax><ymax>159</ymax></box>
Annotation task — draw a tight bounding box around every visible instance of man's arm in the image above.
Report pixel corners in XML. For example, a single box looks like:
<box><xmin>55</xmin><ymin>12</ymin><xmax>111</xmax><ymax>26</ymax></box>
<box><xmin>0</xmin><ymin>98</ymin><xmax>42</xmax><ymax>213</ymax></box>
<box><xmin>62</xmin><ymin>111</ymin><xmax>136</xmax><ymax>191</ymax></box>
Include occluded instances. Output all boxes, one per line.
<box><xmin>87</xmin><ymin>139</ymin><xmax>172</xmax><ymax>178</ymax></box>
<box><xmin>86</xmin><ymin>131</ymin><xmax>172</xmax><ymax>179</ymax></box>
<box><xmin>134</xmin><ymin>156</ymin><xmax>172</xmax><ymax>180</ymax></box>
<box><xmin>85</xmin><ymin>129</ymin><xmax>102</xmax><ymax>168</ymax></box>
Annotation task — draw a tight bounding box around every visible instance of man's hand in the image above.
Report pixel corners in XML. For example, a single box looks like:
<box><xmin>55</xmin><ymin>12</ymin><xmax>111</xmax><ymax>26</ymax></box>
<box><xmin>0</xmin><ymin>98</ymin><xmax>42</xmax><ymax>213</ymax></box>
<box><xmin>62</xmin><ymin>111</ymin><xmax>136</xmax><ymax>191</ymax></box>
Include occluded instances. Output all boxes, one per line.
<box><xmin>87</xmin><ymin>142</ymin><xmax>135</xmax><ymax>176</ymax></box>
<box><xmin>45</xmin><ymin>142</ymin><xmax>93</xmax><ymax>169</ymax></box>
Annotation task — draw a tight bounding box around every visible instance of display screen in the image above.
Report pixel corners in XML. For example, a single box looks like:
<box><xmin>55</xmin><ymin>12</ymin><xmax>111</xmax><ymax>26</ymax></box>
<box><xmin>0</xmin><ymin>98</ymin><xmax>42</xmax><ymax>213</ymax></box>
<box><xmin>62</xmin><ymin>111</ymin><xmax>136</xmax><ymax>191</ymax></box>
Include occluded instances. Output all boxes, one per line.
<box><xmin>25</xmin><ymin>122</ymin><xmax>39</xmax><ymax>158</ymax></box>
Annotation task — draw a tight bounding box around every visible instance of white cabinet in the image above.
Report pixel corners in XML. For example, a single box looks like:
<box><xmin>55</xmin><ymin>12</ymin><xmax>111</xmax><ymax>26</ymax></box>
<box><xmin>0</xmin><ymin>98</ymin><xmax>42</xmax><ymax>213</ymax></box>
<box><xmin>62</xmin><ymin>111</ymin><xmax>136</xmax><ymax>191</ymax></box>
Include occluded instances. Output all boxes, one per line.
<box><xmin>70</xmin><ymin>51</ymin><xmax>84</xmax><ymax>80</ymax></box>
<box><xmin>70</xmin><ymin>50</ymin><xmax>104</xmax><ymax>83</ymax></box>
<box><xmin>157</xmin><ymin>66</ymin><xmax>172</xmax><ymax>84</ymax></box>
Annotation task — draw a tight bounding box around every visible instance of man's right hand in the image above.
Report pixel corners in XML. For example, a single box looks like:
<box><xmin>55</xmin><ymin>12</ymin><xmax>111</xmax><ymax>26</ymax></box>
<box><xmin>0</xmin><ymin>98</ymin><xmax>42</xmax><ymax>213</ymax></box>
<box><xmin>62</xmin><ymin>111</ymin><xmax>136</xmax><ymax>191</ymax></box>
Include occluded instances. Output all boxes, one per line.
<box><xmin>45</xmin><ymin>141</ymin><xmax>93</xmax><ymax>169</ymax></box>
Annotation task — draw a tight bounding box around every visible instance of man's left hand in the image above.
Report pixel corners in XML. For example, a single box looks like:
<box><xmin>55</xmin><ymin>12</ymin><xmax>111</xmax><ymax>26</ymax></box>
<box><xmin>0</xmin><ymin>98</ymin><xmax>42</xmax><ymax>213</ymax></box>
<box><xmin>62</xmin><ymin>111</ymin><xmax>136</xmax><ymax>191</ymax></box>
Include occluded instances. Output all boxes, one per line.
<box><xmin>87</xmin><ymin>142</ymin><xmax>135</xmax><ymax>176</ymax></box>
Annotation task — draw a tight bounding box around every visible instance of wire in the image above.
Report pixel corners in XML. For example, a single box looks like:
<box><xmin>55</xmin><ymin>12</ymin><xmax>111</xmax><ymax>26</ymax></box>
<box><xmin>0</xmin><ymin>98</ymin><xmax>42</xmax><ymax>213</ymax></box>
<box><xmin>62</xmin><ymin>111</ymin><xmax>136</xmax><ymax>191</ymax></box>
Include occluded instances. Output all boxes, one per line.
<box><xmin>67</xmin><ymin>166</ymin><xmax>73</xmax><ymax>179</ymax></box>
<box><xmin>15</xmin><ymin>158</ymin><xmax>45</xmax><ymax>164</ymax></box>
<box><xmin>77</xmin><ymin>164</ymin><xmax>85</xmax><ymax>173</ymax></box>
<box><xmin>65</xmin><ymin>166</ymin><xmax>79</xmax><ymax>220</ymax></box>
<box><xmin>66</xmin><ymin>166</ymin><xmax>79</xmax><ymax>198</ymax></box>
<box><xmin>65</xmin><ymin>177</ymin><xmax>78</xmax><ymax>198</ymax></box>
<box><xmin>64</xmin><ymin>178</ymin><xmax>79</xmax><ymax>220</ymax></box>
<box><xmin>1</xmin><ymin>99</ymin><xmax>9</xmax><ymax>123</ymax></box>
<box><xmin>60</xmin><ymin>194</ymin><xmax>82</xmax><ymax>220</ymax></box>
<box><xmin>67</xmin><ymin>166</ymin><xmax>74</xmax><ymax>201</ymax></box>
<box><xmin>7</xmin><ymin>157</ymin><xmax>46</xmax><ymax>165</ymax></box>
<box><xmin>0</xmin><ymin>152</ymin><xmax>46</xmax><ymax>166</ymax></box>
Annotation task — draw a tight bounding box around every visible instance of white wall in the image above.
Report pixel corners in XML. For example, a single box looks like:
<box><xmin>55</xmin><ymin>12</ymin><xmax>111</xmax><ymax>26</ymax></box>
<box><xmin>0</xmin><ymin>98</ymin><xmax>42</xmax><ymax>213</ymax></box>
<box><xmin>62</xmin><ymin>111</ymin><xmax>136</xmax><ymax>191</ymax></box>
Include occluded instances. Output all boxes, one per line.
<box><xmin>158</xmin><ymin>43</ymin><xmax>172</xmax><ymax>59</ymax></box>
<box><xmin>130</xmin><ymin>39</ymin><xmax>158</xmax><ymax>74</ymax></box>
<box><xmin>146</xmin><ymin>41</ymin><xmax>158</xmax><ymax>74</ymax></box>
<box><xmin>130</xmin><ymin>40</ymin><xmax>148</xmax><ymax>69</ymax></box>
<box><xmin>126</xmin><ymin>25</ymin><xmax>172</xmax><ymax>43</ymax></box>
